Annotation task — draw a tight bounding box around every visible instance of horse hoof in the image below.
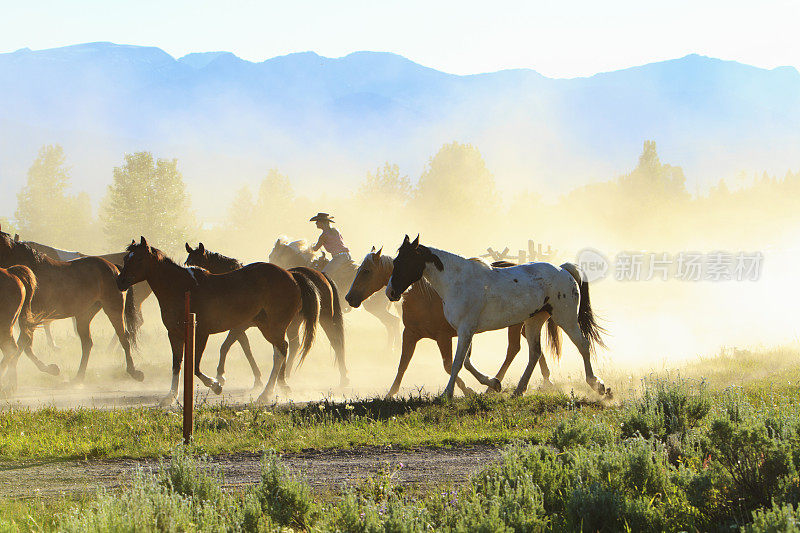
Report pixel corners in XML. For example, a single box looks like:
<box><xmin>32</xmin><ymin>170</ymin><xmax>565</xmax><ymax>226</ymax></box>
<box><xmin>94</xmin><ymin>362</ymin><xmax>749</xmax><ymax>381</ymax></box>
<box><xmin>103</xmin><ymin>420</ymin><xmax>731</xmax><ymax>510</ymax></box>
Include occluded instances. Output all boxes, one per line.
<box><xmin>216</xmin><ymin>375</ymin><xmax>226</xmax><ymax>386</ymax></box>
<box><xmin>463</xmin><ymin>387</ymin><xmax>478</xmax><ymax>396</ymax></box>
<box><xmin>255</xmin><ymin>391</ymin><xmax>273</xmax><ymax>405</ymax></box>
<box><xmin>251</xmin><ymin>380</ymin><xmax>264</xmax><ymax>392</ymax></box>
<box><xmin>539</xmin><ymin>380</ymin><xmax>556</xmax><ymax>391</ymax></box>
<box><xmin>604</xmin><ymin>388</ymin><xmax>614</xmax><ymax>400</ymax></box>
<box><xmin>488</xmin><ymin>378</ymin><xmax>502</xmax><ymax>392</ymax></box>
<box><xmin>210</xmin><ymin>381</ymin><xmax>223</xmax><ymax>395</ymax></box>
<box><xmin>70</xmin><ymin>378</ymin><xmax>86</xmax><ymax>389</ymax></box>
<box><xmin>46</xmin><ymin>364</ymin><xmax>61</xmax><ymax>376</ymax></box>
<box><xmin>129</xmin><ymin>369</ymin><xmax>145</xmax><ymax>382</ymax></box>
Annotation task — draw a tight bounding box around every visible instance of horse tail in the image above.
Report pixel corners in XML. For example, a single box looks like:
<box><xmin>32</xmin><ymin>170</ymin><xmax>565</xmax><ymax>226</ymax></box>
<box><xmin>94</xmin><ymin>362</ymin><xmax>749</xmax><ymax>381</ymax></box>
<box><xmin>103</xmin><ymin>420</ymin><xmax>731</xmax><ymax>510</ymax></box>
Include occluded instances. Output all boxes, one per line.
<box><xmin>7</xmin><ymin>265</ymin><xmax>39</xmax><ymax>337</ymax></box>
<box><xmin>124</xmin><ymin>285</ymin><xmax>142</xmax><ymax>348</ymax></box>
<box><xmin>561</xmin><ymin>262</ymin><xmax>607</xmax><ymax>353</ymax></box>
<box><xmin>545</xmin><ymin>317</ymin><xmax>562</xmax><ymax>359</ymax></box>
<box><xmin>291</xmin><ymin>270</ymin><xmax>320</xmax><ymax>367</ymax></box>
<box><xmin>322</xmin><ymin>272</ymin><xmax>345</xmax><ymax>360</ymax></box>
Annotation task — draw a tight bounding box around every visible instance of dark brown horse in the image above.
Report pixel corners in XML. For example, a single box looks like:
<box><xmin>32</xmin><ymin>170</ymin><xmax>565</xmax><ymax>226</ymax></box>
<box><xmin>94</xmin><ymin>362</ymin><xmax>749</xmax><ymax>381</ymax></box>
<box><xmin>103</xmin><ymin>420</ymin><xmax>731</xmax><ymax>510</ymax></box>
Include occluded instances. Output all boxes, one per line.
<box><xmin>346</xmin><ymin>249</ymin><xmax>561</xmax><ymax>397</ymax></box>
<box><xmin>0</xmin><ymin>265</ymin><xmax>41</xmax><ymax>389</ymax></box>
<box><xmin>0</xmin><ymin>231</ymin><xmax>143</xmax><ymax>387</ymax></box>
<box><xmin>117</xmin><ymin>237</ymin><xmax>321</xmax><ymax>405</ymax></box>
<box><xmin>21</xmin><ymin>239</ymin><xmax>151</xmax><ymax>352</ymax></box>
<box><xmin>184</xmin><ymin>242</ymin><xmax>348</xmax><ymax>390</ymax></box>
<box><xmin>269</xmin><ymin>238</ymin><xmax>401</xmax><ymax>349</ymax></box>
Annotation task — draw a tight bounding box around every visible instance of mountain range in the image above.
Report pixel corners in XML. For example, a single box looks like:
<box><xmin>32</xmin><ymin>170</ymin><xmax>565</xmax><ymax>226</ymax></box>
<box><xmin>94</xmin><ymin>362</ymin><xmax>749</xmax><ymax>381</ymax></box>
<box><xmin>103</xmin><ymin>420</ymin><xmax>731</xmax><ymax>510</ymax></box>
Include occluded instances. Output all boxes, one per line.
<box><xmin>0</xmin><ymin>42</ymin><xmax>798</xmax><ymax>218</ymax></box>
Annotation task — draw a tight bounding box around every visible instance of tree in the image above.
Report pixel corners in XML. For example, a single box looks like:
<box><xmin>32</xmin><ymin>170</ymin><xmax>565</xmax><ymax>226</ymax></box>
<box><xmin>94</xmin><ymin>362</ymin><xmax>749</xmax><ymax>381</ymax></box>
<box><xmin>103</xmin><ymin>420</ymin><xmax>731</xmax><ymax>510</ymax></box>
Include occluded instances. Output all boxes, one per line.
<box><xmin>414</xmin><ymin>142</ymin><xmax>500</xmax><ymax>222</ymax></box>
<box><xmin>356</xmin><ymin>163</ymin><xmax>412</xmax><ymax>210</ymax></box>
<box><xmin>618</xmin><ymin>140</ymin><xmax>690</xmax><ymax>204</ymax></box>
<box><xmin>15</xmin><ymin>144</ymin><xmax>94</xmax><ymax>249</ymax></box>
<box><xmin>102</xmin><ymin>152</ymin><xmax>194</xmax><ymax>252</ymax></box>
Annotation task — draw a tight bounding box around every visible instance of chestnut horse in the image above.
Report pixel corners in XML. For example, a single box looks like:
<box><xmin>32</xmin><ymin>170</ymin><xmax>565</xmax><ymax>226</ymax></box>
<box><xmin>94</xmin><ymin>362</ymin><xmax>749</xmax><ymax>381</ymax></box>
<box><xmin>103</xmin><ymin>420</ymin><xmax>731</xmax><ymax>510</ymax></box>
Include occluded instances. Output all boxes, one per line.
<box><xmin>0</xmin><ymin>265</ymin><xmax>40</xmax><ymax>389</ymax></box>
<box><xmin>184</xmin><ymin>242</ymin><xmax>348</xmax><ymax>390</ymax></box>
<box><xmin>346</xmin><ymin>248</ymin><xmax>560</xmax><ymax>397</ymax></box>
<box><xmin>0</xmin><ymin>231</ymin><xmax>143</xmax><ymax>387</ymax></box>
<box><xmin>117</xmin><ymin>237</ymin><xmax>321</xmax><ymax>405</ymax></box>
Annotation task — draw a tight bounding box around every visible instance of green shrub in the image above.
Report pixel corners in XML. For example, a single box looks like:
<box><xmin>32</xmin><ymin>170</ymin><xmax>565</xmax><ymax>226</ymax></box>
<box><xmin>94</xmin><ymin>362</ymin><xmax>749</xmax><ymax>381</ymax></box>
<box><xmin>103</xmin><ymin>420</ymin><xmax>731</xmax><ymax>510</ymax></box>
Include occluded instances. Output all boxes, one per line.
<box><xmin>251</xmin><ymin>450</ymin><xmax>319</xmax><ymax>530</ymax></box>
<box><xmin>743</xmin><ymin>502</ymin><xmax>800</xmax><ymax>533</ymax></box>
<box><xmin>621</xmin><ymin>377</ymin><xmax>710</xmax><ymax>442</ymax></box>
<box><xmin>549</xmin><ymin>414</ymin><xmax>616</xmax><ymax>450</ymax></box>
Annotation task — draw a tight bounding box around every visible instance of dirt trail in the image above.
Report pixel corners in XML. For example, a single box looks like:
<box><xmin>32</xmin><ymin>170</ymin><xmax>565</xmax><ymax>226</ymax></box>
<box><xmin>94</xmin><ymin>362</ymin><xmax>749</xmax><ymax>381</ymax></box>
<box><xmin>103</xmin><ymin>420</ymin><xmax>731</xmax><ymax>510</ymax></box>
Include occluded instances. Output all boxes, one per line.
<box><xmin>0</xmin><ymin>445</ymin><xmax>501</xmax><ymax>499</ymax></box>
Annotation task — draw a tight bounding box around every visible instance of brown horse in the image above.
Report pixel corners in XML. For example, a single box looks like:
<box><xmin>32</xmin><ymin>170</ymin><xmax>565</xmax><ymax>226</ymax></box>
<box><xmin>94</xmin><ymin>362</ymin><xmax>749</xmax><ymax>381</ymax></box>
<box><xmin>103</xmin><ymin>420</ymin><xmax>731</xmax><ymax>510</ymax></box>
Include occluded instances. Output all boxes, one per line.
<box><xmin>117</xmin><ymin>237</ymin><xmax>321</xmax><ymax>405</ymax></box>
<box><xmin>269</xmin><ymin>238</ymin><xmax>401</xmax><ymax>349</ymax></box>
<box><xmin>0</xmin><ymin>265</ymin><xmax>41</xmax><ymax>389</ymax></box>
<box><xmin>184</xmin><ymin>242</ymin><xmax>348</xmax><ymax>390</ymax></box>
<box><xmin>345</xmin><ymin>249</ymin><xmax>561</xmax><ymax>397</ymax></box>
<box><xmin>0</xmin><ymin>231</ymin><xmax>143</xmax><ymax>387</ymax></box>
<box><xmin>21</xmin><ymin>239</ymin><xmax>150</xmax><ymax>352</ymax></box>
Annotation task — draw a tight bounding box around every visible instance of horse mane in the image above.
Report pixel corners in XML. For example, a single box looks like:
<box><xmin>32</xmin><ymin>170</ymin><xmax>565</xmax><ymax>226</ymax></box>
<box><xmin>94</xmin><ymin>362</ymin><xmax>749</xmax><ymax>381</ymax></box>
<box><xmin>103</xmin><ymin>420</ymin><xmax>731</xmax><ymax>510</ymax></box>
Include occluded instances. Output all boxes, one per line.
<box><xmin>128</xmin><ymin>242</ymin><xmax>208</xmax><ymax>280</ymax></box>
<box><xmin>405</xmin><ymin>277</ymin><xmax>439</xmax><ymax>303</ymax></box>
<box><xmin>468</xmin><ymin>257</ymin><xmax>492</xmax><ymax>269</ymax></box>
<box><xmin>1</xmin><ymin>232</ymin><xmax>54</xmax><ymax>265</ymax></box>
<box><xmin>203</xmin><ymin>250</ymin><xmax>242</xmax><ymax>271</ymax></box>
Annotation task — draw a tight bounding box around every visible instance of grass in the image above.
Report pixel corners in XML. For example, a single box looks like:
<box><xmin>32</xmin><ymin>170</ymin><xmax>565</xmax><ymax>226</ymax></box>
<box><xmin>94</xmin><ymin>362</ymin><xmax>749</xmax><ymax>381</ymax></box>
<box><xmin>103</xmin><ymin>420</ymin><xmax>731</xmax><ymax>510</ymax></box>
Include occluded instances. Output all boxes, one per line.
<box><xmin>0</xmin><ymin>392</ymin><xmax>599</xmax><ymax>462</ymax></box>
<box><xmin>5</xmin><ymin>370</ymin><xmax>800</xmax><ymax>531</ymax></box>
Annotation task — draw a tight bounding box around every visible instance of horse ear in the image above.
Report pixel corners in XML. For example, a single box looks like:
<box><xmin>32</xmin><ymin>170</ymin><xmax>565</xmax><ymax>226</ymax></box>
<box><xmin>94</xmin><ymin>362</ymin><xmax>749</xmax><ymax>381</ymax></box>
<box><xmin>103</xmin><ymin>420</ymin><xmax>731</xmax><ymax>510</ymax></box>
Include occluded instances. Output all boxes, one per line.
<box><xmin>140</xmin><ymin>236</ymin><xmax>148</xmax><ymax>246</ymax></box>
<box><xmin>411</xmin><ymin>234</ymin><xmax>420</xmax><ymax>248</ymax></box>
<box><xmin>376</xmin><ymin>246</ymin><xmax>383</xmax><ymax>257</ymax></box>
<box><xmin>428</xmin><ymin>251</ymin><xmax>444</xmax><ymax>271</ymax></box>
<box><xmin>198</xmin><ymin>242</ymin><xmax>205</xmax><ymax>253</ymax></box>
<box><xmin>371</xmin><ymin>246</ymin><xmax>376</xmax><ymax>253</ymax></box>
<box><xmin>185</xmin><ymin>243</ymin><xmax>192</xmax><ymax>253</ymax></box>
<box><xmin>403</xmin><ymin>235</ymin><xmax>410</xmax><ymax>245</ymax></box>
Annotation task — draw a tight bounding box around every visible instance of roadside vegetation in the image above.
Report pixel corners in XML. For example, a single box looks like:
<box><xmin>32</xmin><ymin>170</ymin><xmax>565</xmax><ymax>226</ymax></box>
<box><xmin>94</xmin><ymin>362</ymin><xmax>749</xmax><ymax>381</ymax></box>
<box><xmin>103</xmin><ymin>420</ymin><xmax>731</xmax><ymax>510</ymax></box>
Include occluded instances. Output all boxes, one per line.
<box><xmin>3</xmin><ymin>345</ymin><xmax>800</xmax><ymax>531</ymax></box>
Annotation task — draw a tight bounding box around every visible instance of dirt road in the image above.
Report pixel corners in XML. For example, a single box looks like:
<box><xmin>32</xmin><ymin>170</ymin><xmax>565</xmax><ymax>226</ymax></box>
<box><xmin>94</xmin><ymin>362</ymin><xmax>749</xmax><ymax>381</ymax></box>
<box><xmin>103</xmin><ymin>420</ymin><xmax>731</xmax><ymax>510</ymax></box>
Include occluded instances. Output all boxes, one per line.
<box><xmin>0</xmin><ymin>444</ymin><xmax>501</xmax><ymax>499</ymax></box>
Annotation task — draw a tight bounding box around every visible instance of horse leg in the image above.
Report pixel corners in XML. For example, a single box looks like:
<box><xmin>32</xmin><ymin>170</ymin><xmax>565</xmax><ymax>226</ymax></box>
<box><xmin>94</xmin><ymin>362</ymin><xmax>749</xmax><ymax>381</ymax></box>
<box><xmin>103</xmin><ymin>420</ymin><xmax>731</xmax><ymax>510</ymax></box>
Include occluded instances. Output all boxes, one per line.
<box><xmin>215</xmin><ymin>329</ymin><xmax>240</xmax><ymax>387</ymax></box>
<box><xmin>102</xmin><ymin>299</ymin><xmax>144</xmax><ymax>382</ymax></box>
<box><xmin>282</xmin><ymin>320</ymin><xmax>301</xmax><ymax>381</ymax></box>
<box><xmin>365</xmin><ymin>298</ymin><xmax>401</xmax><ymax>350</ymax></box>
<box><xmin>236</xmin><ymin>330</ymin><xmax>262</xmax><ymax>390</ymax></box>
<box><xmin>514</xmin><ymin>314</ymin><xmax>547</xmax><ymax>396</ymax></box>
<box><xmin>492</xmin><ymin>324</ymin><xmax>523</xmax><ymax>389</ymax></box>
<box><xmin>320</xmin><ymin>314</ymin><xmax>349</xmax><ymax>389</ymax></box>
<box><xmin>0</xmin><ymin>330</ymin><xmax>19</xmax><ymax>389</ymax></box>
<box><xmin>387</xmin><ymin>329</ymin><xmax>419</xmax><ymax>397</ymax></box>
<box><xmin>557</xmin><ymin>317</ymin><xmax>607</xmax><ymax>396</ymax></box>
<box><xmin>44</xmin><ymin>323</ymin><xmax>60</xmax><ymax>352</ymax></box>
<box><xmin>73</xmin><ymin>306</ymin><xmax>101</xmax><ymax>383</ymax></box>
<box><xmin>435</xmin><ymin>336</ymin><xmax>473</xmax><ymax>396</ymax></box>
<box><xmin>257</xmin><ymin>335</ymin><xmax>289</xmax><ymax>404</ymax></box>
<box><xmin>443</xmin><ymin>329</ymin><xmax>474</xmax><ymax>399</ymax></box>
<box><xmin>160</xmin><ymin>328</ymin><xmax>185</xmax><ymax>406</ymax></box>
<box><xmin>463</xmin><ymin>345</ymin><xmax>501</xmax><ymax>392</ymax></box>
<box><xmin>193</xmin><ymin>332</ymin><xmax>221</xmax><ymax>394</ymax></box>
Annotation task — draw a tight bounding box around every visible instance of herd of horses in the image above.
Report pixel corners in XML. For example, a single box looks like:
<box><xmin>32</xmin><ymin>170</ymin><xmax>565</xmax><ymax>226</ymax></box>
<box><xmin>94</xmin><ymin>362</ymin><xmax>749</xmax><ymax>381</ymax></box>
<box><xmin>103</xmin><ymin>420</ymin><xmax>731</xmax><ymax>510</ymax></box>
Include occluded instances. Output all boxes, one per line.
<box><xmin>0</xmin><ymin>229</ymin><xmax>610</xmax><ymax>405</ymax></box>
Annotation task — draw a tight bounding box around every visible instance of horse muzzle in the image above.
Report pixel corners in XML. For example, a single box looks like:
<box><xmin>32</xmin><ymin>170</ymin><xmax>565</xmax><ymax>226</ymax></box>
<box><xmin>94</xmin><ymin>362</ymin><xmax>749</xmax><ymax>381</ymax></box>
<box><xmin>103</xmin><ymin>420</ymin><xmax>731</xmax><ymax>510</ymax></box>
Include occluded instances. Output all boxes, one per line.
<box><xmin>385</xmin><ymin>284</ymin><xmax>402</xmax><ymax>302</ymax></box>
<box><xmin>344</xmin><ymin>293</ymin><xmax>362</xmax><ymax>308</ymax></box>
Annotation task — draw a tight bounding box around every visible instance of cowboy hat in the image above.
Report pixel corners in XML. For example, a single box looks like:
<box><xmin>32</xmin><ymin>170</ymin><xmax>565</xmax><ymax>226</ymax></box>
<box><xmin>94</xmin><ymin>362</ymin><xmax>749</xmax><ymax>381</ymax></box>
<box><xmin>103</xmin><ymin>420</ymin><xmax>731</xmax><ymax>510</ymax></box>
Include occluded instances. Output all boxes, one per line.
<box><xmin>309</xmin><ymin>212</ymin><xmax>335</xmax><ymax>223</ymax></box>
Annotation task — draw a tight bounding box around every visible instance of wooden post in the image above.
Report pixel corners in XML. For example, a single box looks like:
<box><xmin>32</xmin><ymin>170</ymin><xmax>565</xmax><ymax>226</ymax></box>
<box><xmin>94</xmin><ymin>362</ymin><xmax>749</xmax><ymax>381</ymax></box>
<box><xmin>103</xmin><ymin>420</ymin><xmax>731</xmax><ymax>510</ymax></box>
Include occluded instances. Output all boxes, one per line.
<box><xmin>183</xmin><ymin>291</ymin><xmax>195</xmax><ymax>445</ymax></box>
<box><xmin>518</xmin><ymin>250</ymin><xmax>526</xmax><ymax>264</ymax></box>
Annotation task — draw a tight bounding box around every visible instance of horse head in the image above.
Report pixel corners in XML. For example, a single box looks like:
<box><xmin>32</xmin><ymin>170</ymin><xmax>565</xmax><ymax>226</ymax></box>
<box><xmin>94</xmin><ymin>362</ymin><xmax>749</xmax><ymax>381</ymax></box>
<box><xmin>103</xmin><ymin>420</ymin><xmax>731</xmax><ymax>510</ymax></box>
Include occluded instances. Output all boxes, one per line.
<box><xmin>386</xmin><ymin>235</ymin><xmax>443</xmax><ymax>302</ymax></box>
<box><xmin>184</xmin><ymin>242</ymin><xmax>208</xmax><ymax>268</ymax></box>
<box><xmin>346</xmin><ymin>246</ymin><xmax>386</xmax><ymax>308</ymax></box>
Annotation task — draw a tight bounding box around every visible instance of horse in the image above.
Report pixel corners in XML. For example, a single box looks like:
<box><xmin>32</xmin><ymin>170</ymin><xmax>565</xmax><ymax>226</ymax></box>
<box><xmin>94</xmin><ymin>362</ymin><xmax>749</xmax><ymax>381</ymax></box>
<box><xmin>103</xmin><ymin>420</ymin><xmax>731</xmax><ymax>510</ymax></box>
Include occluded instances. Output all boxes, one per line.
<box><xmin>117</xmin><ymin>237</ymin><xmax>322</xmax><ymax>405</ymax></box>
<box><xmin>20</xmin><ymin>239</ymin><xmax>151</xmax><ymax>352</ymax></box>
<box><xmin>385</xmin><ymin>235</ymin><xmax>609</xmax><ymax>399</ymax></box>
<box><xmin>0</xmin><ymin>231</ymin><xmax>143</xmax><ymax>388</ymax></box>
<box><xmin>346</xmin><ymin>248</ymin><xmax>561</xmax><ymax>397</ymax></box>
<box><xmin>184</xmin><ymin>242</ymin><xmax>348</xmax><ymax>390</ymax></box>
<box><xmin>269</xmin><ymin>238</ymin><xmax>401</xmax><ymax>348</ymax></box>
<box><xmin>0</xmin><ymin>265</ymin><xmax>41</xmax><ymax>388</ymax></box>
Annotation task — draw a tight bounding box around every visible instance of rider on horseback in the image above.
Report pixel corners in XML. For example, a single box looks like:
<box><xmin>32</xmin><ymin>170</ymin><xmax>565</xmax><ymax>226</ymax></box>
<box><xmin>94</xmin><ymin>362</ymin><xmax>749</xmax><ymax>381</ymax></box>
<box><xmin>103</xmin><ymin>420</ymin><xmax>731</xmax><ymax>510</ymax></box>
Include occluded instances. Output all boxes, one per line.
<box><xmin>310</xmin><ymin>213</ymin><xmax>351</xmax><ymax>280</ymax></box>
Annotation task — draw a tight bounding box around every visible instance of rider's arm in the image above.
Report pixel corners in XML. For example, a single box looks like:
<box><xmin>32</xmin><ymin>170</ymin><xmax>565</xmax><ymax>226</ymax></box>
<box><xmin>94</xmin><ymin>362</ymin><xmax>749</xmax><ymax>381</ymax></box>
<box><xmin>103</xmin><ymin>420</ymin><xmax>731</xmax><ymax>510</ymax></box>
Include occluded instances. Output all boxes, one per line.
<box><xmin>312</xmin><ymin>234</ymin><xmax>324</xmax><ymax>252</ymax></box>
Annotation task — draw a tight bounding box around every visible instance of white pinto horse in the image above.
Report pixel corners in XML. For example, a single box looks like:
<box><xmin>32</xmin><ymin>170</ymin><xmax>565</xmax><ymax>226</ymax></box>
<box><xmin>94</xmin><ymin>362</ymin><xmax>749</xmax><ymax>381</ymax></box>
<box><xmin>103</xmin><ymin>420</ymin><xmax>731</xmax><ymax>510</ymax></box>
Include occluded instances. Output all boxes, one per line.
<box><xmin>385</xmin><ymin>235</ymin><xmax>609</xmax><ymax>398</ymax></box>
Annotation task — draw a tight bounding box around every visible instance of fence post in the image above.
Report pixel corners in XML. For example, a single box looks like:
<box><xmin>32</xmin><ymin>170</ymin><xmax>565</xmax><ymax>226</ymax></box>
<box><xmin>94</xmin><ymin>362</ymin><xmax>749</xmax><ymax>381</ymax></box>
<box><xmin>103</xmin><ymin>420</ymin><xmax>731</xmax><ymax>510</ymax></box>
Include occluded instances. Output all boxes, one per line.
<box><xmin>183</xmin><ymin>291</ymin><xmax>195</xmax><ymax>445</ymax></box>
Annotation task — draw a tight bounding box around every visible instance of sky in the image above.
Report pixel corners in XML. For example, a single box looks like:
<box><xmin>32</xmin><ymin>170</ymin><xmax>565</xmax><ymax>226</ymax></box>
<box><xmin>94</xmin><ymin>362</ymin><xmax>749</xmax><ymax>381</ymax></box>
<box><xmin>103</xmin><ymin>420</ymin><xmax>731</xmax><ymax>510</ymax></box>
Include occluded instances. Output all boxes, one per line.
<box><xmin>0</xmin><ymin>0</ymin><xmax>798</xmax><ymax>78</ymax></box>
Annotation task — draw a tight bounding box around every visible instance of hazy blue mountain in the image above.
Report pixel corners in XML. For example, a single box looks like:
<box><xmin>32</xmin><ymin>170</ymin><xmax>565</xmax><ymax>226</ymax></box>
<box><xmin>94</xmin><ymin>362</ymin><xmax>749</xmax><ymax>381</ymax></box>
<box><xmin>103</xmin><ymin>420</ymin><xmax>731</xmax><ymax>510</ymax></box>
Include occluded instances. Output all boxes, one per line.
<box><xmin>0</xmin><ymin>42</ymin><xmax>797</xmax><ymax>216</ymax></box>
